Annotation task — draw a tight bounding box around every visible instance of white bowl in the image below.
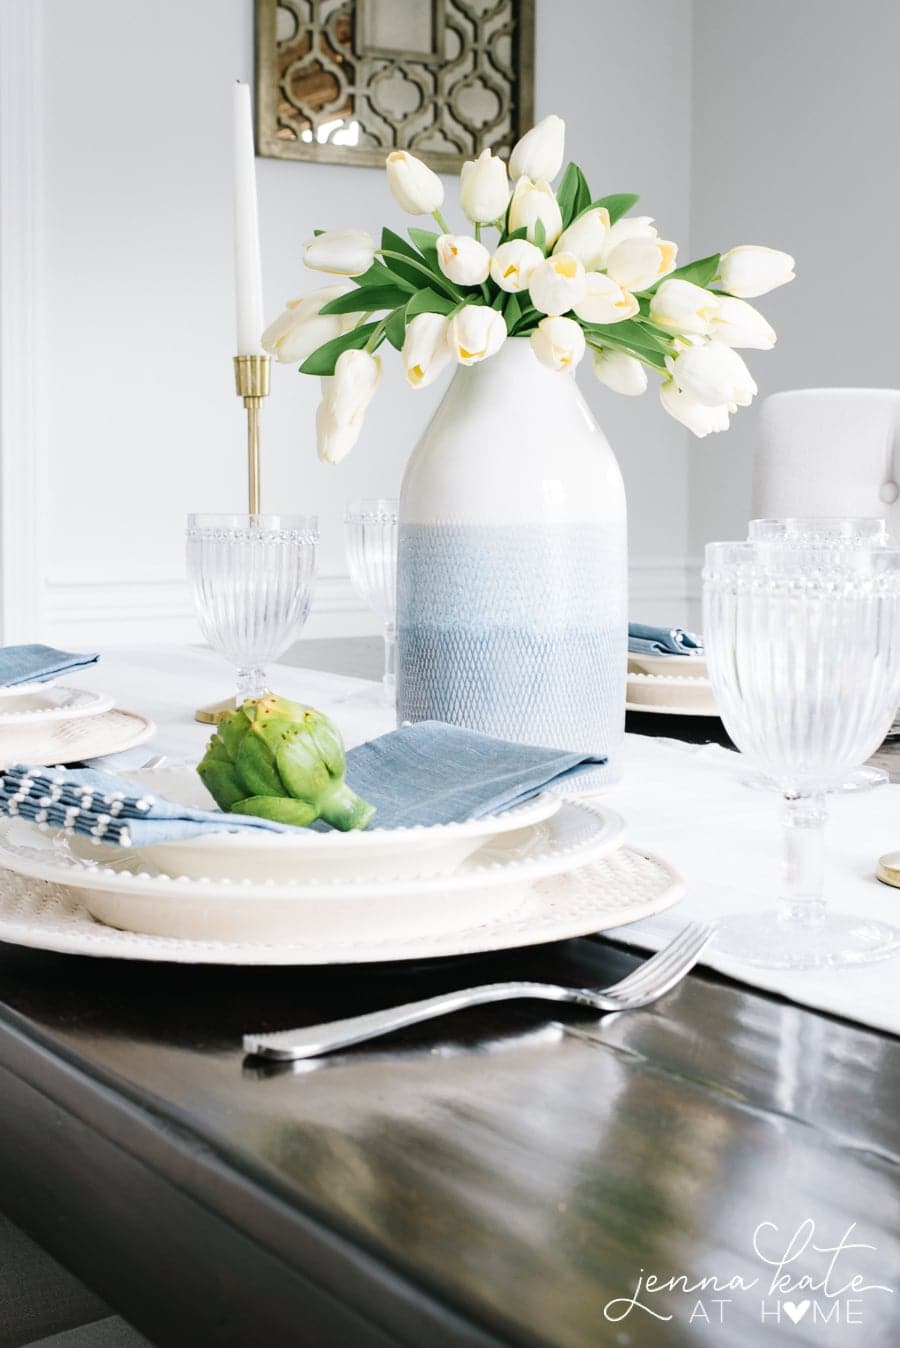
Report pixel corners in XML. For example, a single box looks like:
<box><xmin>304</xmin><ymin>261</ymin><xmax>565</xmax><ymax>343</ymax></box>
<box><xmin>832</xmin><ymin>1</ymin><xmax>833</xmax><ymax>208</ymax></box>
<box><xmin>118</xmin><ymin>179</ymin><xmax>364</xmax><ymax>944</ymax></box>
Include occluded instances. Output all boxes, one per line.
<box><xmin>108</xmin><ymin>766</ymin><xmax>563</xmax><ymax>885</ymax></box>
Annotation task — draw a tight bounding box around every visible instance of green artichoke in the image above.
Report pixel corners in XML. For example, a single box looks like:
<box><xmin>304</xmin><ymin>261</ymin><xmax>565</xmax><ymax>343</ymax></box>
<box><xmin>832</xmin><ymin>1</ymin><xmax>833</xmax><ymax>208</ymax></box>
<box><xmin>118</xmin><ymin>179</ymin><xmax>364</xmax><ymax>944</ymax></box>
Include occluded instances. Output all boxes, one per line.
<box><xmin>197</xmin><ymin>695</ymin><xmax>375</xmax><ymax>831</ymax></box>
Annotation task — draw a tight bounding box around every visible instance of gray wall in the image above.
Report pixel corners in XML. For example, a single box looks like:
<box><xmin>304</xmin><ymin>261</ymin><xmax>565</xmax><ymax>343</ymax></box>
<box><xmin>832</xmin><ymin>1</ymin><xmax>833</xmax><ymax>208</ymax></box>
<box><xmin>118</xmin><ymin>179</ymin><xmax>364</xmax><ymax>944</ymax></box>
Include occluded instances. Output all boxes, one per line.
<box><xmin>689</xmin><ymin>0</ymin><xmax>900</xmax><ymax>553</ymax></box>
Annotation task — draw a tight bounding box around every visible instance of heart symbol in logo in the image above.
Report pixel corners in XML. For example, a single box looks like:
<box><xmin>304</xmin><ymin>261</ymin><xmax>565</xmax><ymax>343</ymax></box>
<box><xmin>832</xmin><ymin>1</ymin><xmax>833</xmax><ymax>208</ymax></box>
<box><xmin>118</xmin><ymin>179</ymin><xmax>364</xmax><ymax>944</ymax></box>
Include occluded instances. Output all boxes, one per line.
<box><xmin>783</xmin><ymin>1300</ymin><xmax>811</xmax><ymax>1324</ymax></box>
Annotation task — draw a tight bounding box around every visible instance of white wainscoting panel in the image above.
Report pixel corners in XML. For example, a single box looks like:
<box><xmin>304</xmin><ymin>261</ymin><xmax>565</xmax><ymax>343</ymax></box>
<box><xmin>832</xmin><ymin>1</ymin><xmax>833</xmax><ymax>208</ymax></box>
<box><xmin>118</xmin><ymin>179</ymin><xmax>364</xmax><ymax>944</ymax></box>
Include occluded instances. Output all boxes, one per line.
<box><xmin>41</xmin><ymin>557</ymin><xmax>701</xmax><ymax>650</ymax></box>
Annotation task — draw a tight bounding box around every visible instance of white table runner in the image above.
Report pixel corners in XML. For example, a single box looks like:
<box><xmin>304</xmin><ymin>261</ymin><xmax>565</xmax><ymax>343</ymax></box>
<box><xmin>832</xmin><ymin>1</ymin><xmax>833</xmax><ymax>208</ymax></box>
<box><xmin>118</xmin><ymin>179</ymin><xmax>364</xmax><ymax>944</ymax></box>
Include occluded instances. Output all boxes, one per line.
<box><xmin>44</xmin><ymin>646</ymin><xmax>900</xmax><ymax>1036</ymax></box>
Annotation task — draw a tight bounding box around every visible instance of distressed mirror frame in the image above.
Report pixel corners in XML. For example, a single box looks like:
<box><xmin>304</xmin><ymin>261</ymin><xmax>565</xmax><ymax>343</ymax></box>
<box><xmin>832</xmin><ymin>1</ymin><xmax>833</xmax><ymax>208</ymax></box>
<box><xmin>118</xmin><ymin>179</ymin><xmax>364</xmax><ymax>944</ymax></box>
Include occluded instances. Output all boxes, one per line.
<box><xmin>255</xmin><ymin>0</ymin><xmax>535</xmax><ymax>171</ymax></box>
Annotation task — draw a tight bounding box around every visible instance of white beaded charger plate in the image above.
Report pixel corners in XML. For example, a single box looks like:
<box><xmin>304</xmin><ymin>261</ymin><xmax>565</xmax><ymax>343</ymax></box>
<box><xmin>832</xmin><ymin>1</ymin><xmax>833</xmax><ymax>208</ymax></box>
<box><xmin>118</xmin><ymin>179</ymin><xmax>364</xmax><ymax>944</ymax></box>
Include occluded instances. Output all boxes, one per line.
<box><xmin>0</xmin><ymin>846</ymin><xmax>683</xmax><ymax>964</ymax></box>
<box><xmin>0</xmin><ymin>802</ymin><xmax>625</xmax><ymax>943</ymax></box>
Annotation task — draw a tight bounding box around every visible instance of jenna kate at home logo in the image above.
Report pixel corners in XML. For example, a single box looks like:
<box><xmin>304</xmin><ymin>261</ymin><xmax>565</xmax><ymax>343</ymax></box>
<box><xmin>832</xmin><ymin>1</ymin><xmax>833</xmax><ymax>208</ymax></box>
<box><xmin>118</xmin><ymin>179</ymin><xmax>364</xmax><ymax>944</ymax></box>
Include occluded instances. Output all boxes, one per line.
<box><xmin>603</xmin><ymin>1219</ymin><xmax>893</xmax><ymax>1327</ymax></box>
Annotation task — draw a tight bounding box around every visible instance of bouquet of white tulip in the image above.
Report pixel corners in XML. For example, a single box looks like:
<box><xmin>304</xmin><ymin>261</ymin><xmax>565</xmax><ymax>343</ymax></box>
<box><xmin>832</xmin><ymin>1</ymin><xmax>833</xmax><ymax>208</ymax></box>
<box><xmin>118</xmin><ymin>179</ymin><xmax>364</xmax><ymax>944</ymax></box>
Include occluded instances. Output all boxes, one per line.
<box><xmin>262</xmin><ymin>115</ymin><xmax>795</xmax><ymax>461</ymax></box>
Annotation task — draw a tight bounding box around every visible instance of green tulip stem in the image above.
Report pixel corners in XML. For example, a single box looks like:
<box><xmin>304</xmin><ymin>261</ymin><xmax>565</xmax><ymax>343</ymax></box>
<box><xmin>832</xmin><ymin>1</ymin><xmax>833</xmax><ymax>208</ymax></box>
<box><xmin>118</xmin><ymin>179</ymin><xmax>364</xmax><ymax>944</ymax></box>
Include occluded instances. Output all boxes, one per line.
<box><xmin>474</xmin><ymin>222</ymin><xmax>482</xmax><ymax>243</ymax></box>
<box><xmin>432</xmin><ymin>208</ymin><xmax>450</xmax><ymax>233</ymax></box>
<box><xmin>364</xmin><ymin>318</ymin><xmax>387</xmax><ymax>352</ymax></box>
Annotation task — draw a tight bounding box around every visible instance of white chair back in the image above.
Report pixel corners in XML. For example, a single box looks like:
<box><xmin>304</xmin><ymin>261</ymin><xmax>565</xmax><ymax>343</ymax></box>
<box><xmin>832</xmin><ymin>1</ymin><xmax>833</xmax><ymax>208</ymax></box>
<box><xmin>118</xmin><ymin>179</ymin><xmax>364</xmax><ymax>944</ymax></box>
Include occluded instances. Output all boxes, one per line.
<box><xmin>754</xmin><ymin>389</ymin><xmax>900</xmax><ymax>539</ymax></box>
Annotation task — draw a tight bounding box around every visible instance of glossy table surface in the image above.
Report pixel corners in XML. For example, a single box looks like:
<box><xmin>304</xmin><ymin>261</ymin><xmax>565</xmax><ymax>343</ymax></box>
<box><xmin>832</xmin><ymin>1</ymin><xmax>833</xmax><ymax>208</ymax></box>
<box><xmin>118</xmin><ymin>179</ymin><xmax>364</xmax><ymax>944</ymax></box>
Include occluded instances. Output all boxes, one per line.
<box><xmin>0</xmin><ymin>642</ymin><xmax>897</xmax><ymax>1348</ymax></box>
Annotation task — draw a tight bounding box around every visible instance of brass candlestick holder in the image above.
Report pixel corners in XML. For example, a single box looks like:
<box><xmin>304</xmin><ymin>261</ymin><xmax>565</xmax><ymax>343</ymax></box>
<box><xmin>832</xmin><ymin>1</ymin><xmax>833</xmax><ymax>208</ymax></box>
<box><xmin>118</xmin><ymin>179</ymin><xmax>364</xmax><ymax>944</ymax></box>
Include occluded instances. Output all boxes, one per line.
<box><xmin>234</xmin><ymin>353</ymin><xmax>271</xmax><ymax>515</ymax></box>
<box><xmin>194</xmin><ymin>353</ymin><xmax>272</xmax><ymax>725</ymax></box>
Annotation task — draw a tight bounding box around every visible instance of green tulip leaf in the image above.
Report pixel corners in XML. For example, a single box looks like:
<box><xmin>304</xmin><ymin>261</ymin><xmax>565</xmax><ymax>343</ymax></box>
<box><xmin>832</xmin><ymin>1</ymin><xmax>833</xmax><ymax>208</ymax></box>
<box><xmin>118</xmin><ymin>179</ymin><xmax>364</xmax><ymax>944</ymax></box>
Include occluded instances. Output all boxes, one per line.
<box><xmin>503</xmin><ymin>292</ymin><xmax>522</xmax><ymax>328</ymax></box>
<box><xmin>384</xmin><ymin>304</ymin><xmax>409</xmax><ymax>350</ymax></box>
<box><xmin>587</xmin><ymin>318</ymin><xmax>672</xmax><ymax>352</ymax></box>
<box><xmin>319</xmin><ymin>285</ymin><xmax>411</xmax><ymax>315</ymax></box>
<box><xmin>555</xmin><ymin>163</ymin><xmax>583</xmax><ymax>228</ymax></box>
<box><xmin>591</xmin><ymin>193</ymin><xmax>640</xmax><ymax>225</ymax></box>
<box><xmin>354</xmin><ymin>260</ymin><xmax>415</xmax><ymax>292</ymax></box>
<box><xmin>644</xmin><ymin>253</ymin><xmax>721</xmax><ymax>293</ymax></box>
<box><xmin>586</xmin><ymin>332</ymin><xmax>668</xmax><ymax>372</ymax></box>
<box><xmin>299</xmin><ymin>321</ymin><xmax>381</xmax><ymax>375</ymax></box>
<box><xmin>408</xmin><ymin>227</ymin><xmax>441</xmax><ymax>261</ymax></box>
<box><xmin>404</xmin><ymin>288</ymin><xmax>456</xmax><ymax>318</ymax></box>
<box><xmin>532</xmin><ymin>217</ymin><xmax>547</xmax><ymax>253</ymax></box>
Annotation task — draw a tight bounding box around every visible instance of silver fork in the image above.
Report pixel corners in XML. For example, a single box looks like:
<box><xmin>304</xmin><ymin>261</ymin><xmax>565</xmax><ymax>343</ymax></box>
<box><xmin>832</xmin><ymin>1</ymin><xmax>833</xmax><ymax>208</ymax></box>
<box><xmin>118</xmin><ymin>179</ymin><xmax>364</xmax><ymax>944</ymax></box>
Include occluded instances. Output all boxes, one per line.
<box><xmin>242</xmin><ymin>921</ymin><xmax>714</xmax><ymax>1061</ymax></box>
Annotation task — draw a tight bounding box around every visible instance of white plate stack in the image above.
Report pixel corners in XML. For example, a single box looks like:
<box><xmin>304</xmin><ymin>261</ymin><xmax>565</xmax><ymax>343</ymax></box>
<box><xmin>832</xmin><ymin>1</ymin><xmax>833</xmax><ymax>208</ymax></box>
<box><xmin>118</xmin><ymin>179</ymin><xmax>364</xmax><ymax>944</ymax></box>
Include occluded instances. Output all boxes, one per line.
<box><xmin>0</xmin><ymin>764</ymin><xmax>685</xmax><ymax>962</ymax></box>
<box><xmin>626</xmin><ymin>651</ymin><xmax>718</xmax><ymax>717</ymax></box>
<box><xmin>0</xmin><ymin>680</ymin><xmax>155</xmax><ymax>766</ymax></box>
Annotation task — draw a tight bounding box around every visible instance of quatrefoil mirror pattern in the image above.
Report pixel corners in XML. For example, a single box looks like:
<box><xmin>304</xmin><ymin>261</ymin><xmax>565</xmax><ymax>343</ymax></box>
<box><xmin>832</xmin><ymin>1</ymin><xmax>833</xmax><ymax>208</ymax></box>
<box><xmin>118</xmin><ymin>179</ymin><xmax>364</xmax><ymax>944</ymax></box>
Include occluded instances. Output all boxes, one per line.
<box><xmin>255</xmin><ymin>0</ymin><xmax>535</xmax><ymax>169</ymax></box>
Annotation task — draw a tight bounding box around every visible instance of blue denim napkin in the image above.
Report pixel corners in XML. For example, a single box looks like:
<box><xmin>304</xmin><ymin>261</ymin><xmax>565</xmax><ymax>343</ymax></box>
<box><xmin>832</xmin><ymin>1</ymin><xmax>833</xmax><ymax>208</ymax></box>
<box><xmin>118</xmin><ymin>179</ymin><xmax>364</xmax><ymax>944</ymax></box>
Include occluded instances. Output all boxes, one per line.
<box><xmin>628</xmin><ymin>623</ymin><xmax>704</xmax><ymax>656</ymax></box>
<box><xmin>343</xmin><ymin>722</ymin><xmax>605</xmax><ymax>829</ymax></box>
<box><xmin>0</xmin><ymin>723</ymin><xmax>605</xmax><ymax>843</ymax></box>
<box><xmin>0</xmin><ymin>644</ymin><xmax>100</xmax><ymax>686</ymax></box>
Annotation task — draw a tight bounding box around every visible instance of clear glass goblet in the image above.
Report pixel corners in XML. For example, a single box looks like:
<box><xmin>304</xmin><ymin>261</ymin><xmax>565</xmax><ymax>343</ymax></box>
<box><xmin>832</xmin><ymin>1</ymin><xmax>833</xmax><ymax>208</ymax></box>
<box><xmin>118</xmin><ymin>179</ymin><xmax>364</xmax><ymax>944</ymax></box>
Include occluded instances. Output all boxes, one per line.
<box><xmin>748</xmin><ymin>517</ymin><xmax>889</xmax><ymax>544</ymax></box>
<box><xmin>745</xmin><ymin>517</ymin><xmax>891</xmax><ymax>792</ymax></box>
<box><xmin>703</xmin><ymin>540</ymin><xmax>900</xmax><ymax>970</ymax></box>
<box><xmin>344</xmin><ymin>499</ymin><xmax>398</xmax><ymax>699</ymax></box>
<box><xmin>186</xmin><ymin>513</ymin><xmax>318</xmax><ymax>704</ymax></box>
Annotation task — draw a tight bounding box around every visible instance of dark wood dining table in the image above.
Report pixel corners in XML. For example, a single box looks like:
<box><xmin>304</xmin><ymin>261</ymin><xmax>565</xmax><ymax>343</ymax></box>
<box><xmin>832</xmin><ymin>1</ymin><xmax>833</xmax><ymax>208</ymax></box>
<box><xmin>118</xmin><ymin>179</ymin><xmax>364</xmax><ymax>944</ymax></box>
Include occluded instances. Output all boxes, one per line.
<box><xmin>0</xmin><ymin>641</ymin><xmax>897</xmax><ymax>1347</ymax></box>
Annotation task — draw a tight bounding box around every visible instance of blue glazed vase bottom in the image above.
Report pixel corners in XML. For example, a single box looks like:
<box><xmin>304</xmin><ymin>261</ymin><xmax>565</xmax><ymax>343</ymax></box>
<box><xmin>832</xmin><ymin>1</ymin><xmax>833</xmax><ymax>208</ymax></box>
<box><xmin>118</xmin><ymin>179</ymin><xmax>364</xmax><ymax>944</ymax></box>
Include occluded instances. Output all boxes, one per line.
<box><xmin>396</xmin><ymin>521</ymin><xmax>627</xmax><ymax>782</ymax></box>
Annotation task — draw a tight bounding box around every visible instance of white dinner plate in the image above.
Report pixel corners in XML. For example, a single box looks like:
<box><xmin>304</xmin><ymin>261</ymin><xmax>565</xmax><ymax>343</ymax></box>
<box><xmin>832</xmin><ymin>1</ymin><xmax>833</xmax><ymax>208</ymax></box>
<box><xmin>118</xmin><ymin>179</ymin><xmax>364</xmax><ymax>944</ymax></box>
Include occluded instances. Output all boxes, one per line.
<box><xmin>116</xmin><ymin>765</ymin><xmax>562</xmax><ymax>884</ymax></box>
<box><xmin>0</xmin><ymin>844</ymin><xmax>683</xmax><ymax>964</ymax></box>
<box><xmin>0</xmin><ymin>708</ymin><xmax>155</xmax><ymax>768</ymax></box>
<box><xmin>0</xmin><ymin>685</ymin><xmax>112</xmax><ymax>724</ymax></box>
<box><xmin>0</xmin><ymin>800</ymin><xmax>626</xmax><ymax>944</ymax></box>
<box><xmin>0</xmin><ymin>679</ymin><xmax>57</xmax><ymax>701</ymax></box>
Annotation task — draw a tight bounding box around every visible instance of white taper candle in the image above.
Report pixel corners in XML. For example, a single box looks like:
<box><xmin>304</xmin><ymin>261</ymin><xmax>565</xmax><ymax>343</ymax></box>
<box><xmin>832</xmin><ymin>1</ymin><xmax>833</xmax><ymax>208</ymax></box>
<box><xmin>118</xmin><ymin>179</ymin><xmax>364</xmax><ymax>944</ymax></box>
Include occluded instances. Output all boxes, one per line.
<box><xmin>233</xmin><ymin>80</ymin><xmax>264</xmax><ymax>355</ymax></box>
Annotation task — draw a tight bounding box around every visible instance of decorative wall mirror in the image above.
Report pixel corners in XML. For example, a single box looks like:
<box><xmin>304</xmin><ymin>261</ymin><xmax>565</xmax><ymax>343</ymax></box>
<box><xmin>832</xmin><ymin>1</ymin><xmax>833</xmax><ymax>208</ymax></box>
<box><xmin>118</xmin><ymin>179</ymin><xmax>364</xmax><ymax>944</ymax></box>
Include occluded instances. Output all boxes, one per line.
<box><xmin>255</xmin><ymin>0</ymin><xmax>535</xmax><ymax>170</ymax></box>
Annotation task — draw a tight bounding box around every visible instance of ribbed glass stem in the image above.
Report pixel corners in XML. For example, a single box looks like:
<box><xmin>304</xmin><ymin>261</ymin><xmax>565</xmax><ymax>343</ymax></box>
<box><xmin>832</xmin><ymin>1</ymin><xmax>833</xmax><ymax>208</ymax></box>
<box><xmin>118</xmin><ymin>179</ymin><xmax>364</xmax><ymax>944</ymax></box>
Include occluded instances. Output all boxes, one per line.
<box><xmin>779</xmin><ymin>793</ymin><xmax>827</xmax><ymax>925</ymax></box>
<box><xmin>236</xmin><ymin>666</ymin><xmax>267</xmax><ymax>704</ymax></box>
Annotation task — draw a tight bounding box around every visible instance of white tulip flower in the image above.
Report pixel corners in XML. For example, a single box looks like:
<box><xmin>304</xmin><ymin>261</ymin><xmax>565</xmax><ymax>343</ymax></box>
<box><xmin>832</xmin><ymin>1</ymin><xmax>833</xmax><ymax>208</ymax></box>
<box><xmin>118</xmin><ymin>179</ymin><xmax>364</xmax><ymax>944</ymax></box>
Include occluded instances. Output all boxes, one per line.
<box><xmin>507</xmin><ymin>177</ymin><xmax>563</xmax><ymax>248</ymax></box>
<box><xmin>261</xmin><ymin>285</ymin><xmax>353</xmax><ymax>363</ymax></box>
<box><xmin>573</xmin><ymin>272</ymin><xmax>639</xmax><ymax>325</ymax></box>
<box><xmin>509</xmin><ymin>114</ymin><xmax>566</xmax><ymax>183</ymax></box>
<box><xmin>436</xmin><ymin>234</ymin><xmax>492</xmax><ymax>286</ymax></box>
<box><xmin>659</xmin><ymin>380</ymin><xmax>731</xmax><ymax>437</ymax></box>
<box><xmin>402</xmin><ymin>312</ymin><xmax>453</xmax><ymax>388</ymax></box>
<box><xmin>531</xmin><ymin>316</ymin><xmax>586</xmax><ymax>372</ymax></box>
<box><xmin>304</xmin><ymin>229</ymin><xmax>377</xmax><ymax>277</ymax></box>
<box><xmin>460</xmin><ymin>148</ymin><xmax>509</xmax><ymax>224</ymax></box>
<box><xmin>385</xmin><ymin>150</ymin><xmax>445</xmax><ymax>216</ymax></box>
<box><xmin>605</xmin><ymin>236</ymin><xmax>677</xmax><ymax>291</ymax></box>
<box><xmin>448</xmin><ymin>304</ymin><xmax>507</xmax><ymax>365</ymax></box>
<box><xmin>316</xmin><ymin>401</ymin><xmax>362</xmax><ymax>464</ymax></box>
<box><xmin>710</xmin><ymin>296</ymin><xmax>776</xmax><ymax>349</ymax></box>
<box><xmin>599</xmin><ymin>215</ymin><xmax>658</xmax><ymax>264</ymax></box>
<box><xmin>718</xmin><ymin>245</ymin><xmax>795</xmax><ymax>298</ymax></box>
<box><xmin>649</xmin><ymin>279</ymin><xmax>720</xmax><ymax>336</ymax></box>
<box><xmin>528</xmin><ymin>253</ymin><xmax>587</xmax><ymax>316</ymax></box>
<box><xmin>553</xmin><ymin>207</ymin><xmax>611</xmax><ymax>271</ymax></box>
<box><xmin>489</xmin><ymin>239</ymin><xmax>544</xmax><ymax>293</ymax></box>
<box><xmin>592</xmin><ymin>348</ymin><xmax>648</xmax><ymax>396</ymax></box>
<box><xmin>667</xmin><ymin>342</ymin><xmax>757</xmax><ymax>407</ymax></box>
<box><xmin>327</xmin><ymin>347</ymin><xmax>382</xmax><ymax>422</ymax></box>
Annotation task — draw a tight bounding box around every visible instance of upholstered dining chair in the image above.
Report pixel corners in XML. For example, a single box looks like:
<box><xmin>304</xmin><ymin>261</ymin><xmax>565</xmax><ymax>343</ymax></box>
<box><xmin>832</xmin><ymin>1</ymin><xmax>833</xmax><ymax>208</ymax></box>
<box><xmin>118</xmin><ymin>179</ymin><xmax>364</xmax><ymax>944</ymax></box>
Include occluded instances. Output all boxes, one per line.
<box><xmin>754</xmin><ymin>389</ymin><xmax>900</xmax><ymax>539</ymax></box>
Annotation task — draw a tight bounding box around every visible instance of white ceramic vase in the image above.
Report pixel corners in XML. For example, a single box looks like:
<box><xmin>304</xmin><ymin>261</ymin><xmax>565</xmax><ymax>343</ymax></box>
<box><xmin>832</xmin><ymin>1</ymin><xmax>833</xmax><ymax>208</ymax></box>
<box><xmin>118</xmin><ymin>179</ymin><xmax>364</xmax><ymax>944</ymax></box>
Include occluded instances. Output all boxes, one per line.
<box><xmin>396</xmin><ymin>339</ymin><xmax>628</xmax><ymax>782</ymax></box>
